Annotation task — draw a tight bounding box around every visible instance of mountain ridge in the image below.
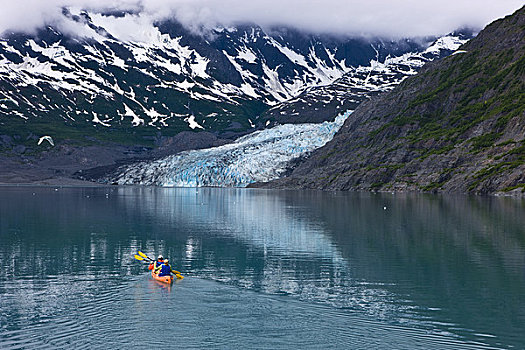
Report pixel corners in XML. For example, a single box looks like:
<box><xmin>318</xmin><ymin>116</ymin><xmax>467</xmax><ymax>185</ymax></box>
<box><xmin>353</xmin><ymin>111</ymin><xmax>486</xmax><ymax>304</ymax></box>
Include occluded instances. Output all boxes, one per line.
<box><xmin>255</xmin><ymin>6</ymin><xmax>525</xmax><ymax>195</ymax></box>
<box><xmin>0</xmin><ymin>9</ymin><xmax>466</xmax><ymax>146</ymax></box>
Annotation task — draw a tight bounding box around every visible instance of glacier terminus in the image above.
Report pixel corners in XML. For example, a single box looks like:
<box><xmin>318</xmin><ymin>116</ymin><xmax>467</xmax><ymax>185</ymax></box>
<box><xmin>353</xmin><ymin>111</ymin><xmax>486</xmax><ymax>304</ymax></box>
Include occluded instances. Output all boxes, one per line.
<box><xmin>105</xmin><ymin>111</ymin><xmax>351</xmax><ymax>187</ymax></box>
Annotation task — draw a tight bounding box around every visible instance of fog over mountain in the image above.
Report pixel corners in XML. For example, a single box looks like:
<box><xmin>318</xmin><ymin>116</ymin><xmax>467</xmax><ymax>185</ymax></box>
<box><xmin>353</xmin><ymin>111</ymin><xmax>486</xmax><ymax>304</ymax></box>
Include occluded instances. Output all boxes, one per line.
<box><xmin>1</xmin><ymin>0</ymin><xmax>523</xmax><ymax>38</ymax></box>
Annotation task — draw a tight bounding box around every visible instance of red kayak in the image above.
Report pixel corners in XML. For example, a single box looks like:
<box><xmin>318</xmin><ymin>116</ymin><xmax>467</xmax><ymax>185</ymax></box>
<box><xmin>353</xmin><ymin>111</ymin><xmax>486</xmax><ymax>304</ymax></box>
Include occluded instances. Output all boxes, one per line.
<box><xmin>151</xmin><ymin>270</ymin><xmax>174</xmax><ymax>284</ymax></box>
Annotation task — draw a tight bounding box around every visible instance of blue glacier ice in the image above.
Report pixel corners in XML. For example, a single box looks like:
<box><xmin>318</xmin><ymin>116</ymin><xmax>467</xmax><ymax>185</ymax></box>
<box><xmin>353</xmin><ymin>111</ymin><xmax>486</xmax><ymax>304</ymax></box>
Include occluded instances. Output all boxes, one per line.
<box><xmin>108</xmin><ymin>111</ymin><xmax>351</xmax><ymax>187</ymax></box>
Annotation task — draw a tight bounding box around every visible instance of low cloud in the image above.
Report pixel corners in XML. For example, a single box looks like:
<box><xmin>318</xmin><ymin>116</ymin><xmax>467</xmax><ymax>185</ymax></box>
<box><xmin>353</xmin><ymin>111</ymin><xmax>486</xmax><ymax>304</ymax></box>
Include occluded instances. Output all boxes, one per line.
<box><xmin>0</xmin><ymin>0</ymin><xmax>523</xmax><ymax>38</ymax></box>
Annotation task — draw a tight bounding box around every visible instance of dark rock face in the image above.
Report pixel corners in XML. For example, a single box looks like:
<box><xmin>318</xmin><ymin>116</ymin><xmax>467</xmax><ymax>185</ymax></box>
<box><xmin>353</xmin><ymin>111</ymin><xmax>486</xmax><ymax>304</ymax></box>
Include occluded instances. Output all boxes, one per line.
<box><xmin>154</xmin><ymin>131</ymin><xmax>231</xmax><ymax>158</ymax></box>
<box><xmin>0</xmin><ymin>142</ymin><xmax>149</xmax><ymax>184</ymax></box>
<box><xmin>256</xmin><ymin>6</ymin><xmax>525</xmax><ymax>195</ymax></box>
<box><xmin>0</xmin><ymin>131</ymin><xmax>232</xmax><ymax>184</ymax></box>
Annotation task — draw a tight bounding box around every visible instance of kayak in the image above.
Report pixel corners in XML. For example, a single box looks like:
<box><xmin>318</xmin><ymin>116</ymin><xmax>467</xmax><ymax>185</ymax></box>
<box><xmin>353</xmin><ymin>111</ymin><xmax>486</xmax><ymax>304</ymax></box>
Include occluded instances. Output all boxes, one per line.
<box><xmin>151</xmin><ymin>271</ymin><xmax>174</xmax><ymax>284</ymax></box>
<box><xmin>151</xmin><ymin>270</ymin><xmax>184</xmax><ymax>284</ymax></box>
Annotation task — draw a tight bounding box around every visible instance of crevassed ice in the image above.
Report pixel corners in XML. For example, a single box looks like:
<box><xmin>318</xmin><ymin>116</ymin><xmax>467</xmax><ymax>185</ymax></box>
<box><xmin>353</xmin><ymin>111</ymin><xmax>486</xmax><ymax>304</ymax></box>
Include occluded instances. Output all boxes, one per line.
<box><xmin>110</xmin><ymin>111</ymin><xmax>351</xmax><ymax>187</ymax></box>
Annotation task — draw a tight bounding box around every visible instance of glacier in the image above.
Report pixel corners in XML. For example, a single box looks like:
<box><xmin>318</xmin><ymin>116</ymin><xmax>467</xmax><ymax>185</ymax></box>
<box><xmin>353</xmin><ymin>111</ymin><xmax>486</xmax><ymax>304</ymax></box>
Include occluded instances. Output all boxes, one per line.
<box><xmin>106</xmin><ymin>111</ymin><xmax>351</xmax><ymax>187</ymax></box>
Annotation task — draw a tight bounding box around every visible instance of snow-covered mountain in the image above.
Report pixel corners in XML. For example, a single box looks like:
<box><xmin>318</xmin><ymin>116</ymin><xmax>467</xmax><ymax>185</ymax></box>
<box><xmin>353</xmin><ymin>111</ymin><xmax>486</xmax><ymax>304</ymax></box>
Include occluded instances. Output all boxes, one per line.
<box><xmin>97</xmin><ymin>31</ymin><xmax>471</xmax><ymax>188</ymax></box>
<box><xmin>261</xmin><ymin>35</ymin><xmax>470</xmax><ymax>125</ymax></box>
<box><xmin>0</xmin><ymin>8</ymin><xmax>470</xmax><ymax>146</ymax></box>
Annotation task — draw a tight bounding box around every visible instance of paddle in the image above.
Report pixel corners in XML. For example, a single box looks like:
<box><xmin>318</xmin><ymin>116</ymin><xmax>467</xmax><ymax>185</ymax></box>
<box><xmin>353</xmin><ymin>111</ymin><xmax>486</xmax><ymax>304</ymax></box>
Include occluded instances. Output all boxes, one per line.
<box><xmin>138</xmin><ymin>251</ymin><xmax>154</xmax><ymax>261</ymax></box>
<box><xmin>170</xmin><ymin>268</ymin><xmax>183</xmax><ymax>275</ymax></box>
<box><xmin>136</xmin><ymin>251</ymin><xmax>183</xmax><ymax>275</ymax></box>
<box><xmin>134</xmin><ymin>254</ymin><xmax>148</xmax><ymax>262</ymax></box>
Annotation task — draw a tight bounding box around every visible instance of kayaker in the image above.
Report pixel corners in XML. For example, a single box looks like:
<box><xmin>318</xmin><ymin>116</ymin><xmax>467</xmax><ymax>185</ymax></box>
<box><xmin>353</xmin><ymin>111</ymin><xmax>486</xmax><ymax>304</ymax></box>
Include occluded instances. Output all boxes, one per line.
<box><xmin>151</xmin><ymin>255</ymin><xmax>164</xmax><ymax>272</ymax></box>
<box><xmin>157</xmin><ymin>259</ymin><xmax>172</xmax><ymax>277</ymax></box>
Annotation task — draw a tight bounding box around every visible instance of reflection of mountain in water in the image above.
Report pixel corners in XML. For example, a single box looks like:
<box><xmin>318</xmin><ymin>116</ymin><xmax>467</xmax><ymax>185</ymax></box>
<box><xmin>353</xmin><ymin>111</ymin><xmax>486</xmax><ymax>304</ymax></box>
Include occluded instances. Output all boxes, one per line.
<box><xmin>1</xmin><ymin>187</ymin><xmax>525</xmax><ymax>348</ymax></box>
<box><xmin>117</xmin><ymin>187</ymin><xmax>342</xmax><ymax>259</ymax></box>
<box><xmin>120</xmin><ymin>188</ymin><xmax>525</xmax><ymax>346</ymax></box>
<box><xmin>285</xmin><ymin>191</ymin><xmax>525</xmax><ymax>344</ymax></box>
<box><xmin>114</xmin><ymin>188</ymin><xmax>525</xmax><ymax>347</ymax></box>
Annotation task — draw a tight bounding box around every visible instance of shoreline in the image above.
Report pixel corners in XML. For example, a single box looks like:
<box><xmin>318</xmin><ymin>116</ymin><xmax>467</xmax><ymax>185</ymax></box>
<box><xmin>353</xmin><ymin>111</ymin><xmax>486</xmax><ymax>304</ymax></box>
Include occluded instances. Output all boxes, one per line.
<box><xmin>0</xmin><ymin>176</ymin><xmax>523</xmax><ymax>197</ymax></box>
<box><xmin>0</xmin><ymin>177</ymin><xmax>106</xmax><ymax>187</ymax></box>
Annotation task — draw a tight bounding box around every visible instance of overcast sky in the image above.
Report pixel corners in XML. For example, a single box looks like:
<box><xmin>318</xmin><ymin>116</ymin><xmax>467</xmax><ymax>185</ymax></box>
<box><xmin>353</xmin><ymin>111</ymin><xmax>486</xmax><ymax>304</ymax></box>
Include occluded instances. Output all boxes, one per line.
<box><xmin>0</xmin><ymin>0</ymin><xmax>523</xmax><ymax>38</ymax></box>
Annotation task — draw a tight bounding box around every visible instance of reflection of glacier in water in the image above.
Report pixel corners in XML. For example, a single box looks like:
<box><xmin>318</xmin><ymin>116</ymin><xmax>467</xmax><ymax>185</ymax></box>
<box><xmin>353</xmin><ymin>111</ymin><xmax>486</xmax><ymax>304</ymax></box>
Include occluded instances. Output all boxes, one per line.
<box><xmin>118</xmin><ymin>187</ymin><xmax>416</xmax><ymax>322</ymax></box>
<box><xmin>119</xmin><ymin>187</ymin><xmax>345</xmax><ymax>262</ymax></box>
<box><xmin>109</xmin><ymin>111</ymin><xmax>351</xmax><ymax>187</ymax></box>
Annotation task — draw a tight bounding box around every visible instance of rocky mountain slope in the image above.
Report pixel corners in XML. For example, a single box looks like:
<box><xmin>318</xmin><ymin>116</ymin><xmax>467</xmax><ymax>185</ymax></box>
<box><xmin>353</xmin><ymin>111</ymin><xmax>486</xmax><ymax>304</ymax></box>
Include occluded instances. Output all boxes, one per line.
<box><xmin>257</xmin><ymin>6</ymin><xmax>525</xmax><ymax>195</ymax></box>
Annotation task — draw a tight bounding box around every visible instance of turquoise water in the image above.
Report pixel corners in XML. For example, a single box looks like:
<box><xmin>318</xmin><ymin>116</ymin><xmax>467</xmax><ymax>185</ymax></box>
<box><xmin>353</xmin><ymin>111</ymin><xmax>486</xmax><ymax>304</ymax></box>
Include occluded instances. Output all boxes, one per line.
<box><xmin>0</xmin><ymin>187</ymin><xmax>524</xmax><ymax>349</ymax></box>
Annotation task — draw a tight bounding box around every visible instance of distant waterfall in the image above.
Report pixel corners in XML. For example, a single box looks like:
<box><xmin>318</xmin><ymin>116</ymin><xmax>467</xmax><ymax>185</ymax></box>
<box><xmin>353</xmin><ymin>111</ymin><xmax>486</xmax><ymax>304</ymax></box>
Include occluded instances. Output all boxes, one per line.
<box><xmin>107</xmin><ymin>111</ymin><xmax>351</xmax><ymax>187</ymax></box>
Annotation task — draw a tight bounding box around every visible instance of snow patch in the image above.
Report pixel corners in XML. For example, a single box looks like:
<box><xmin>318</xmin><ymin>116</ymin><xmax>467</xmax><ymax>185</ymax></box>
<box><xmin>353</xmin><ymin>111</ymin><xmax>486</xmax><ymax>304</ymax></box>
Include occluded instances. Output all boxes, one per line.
<box><xmin>185</xmin><ymin>115</ymin><xmax>205</xmax><ymax>129</ymax></box>
<box><xmin>122</xmin><ymin>104</ymin><xmax>144</xmax><ymax>126</ymax></box>
<box><xmin>424</xmin><ymin>35</ymin><xmax>466</xmax><ymax>54</ymax></box>
<box><xmin>236</xmin><ymin>45</ymin><xmax>257</xmax><ymax>64</ymax></box>
<box><xmin>177</xmin><ymin>80</ymin><xmax>195</xmax><ymax>90</ymax></box>
<box><xmin>92</xmin><ymin>112</ymin><xmax>111</xmax><ymax>127</ymax></box>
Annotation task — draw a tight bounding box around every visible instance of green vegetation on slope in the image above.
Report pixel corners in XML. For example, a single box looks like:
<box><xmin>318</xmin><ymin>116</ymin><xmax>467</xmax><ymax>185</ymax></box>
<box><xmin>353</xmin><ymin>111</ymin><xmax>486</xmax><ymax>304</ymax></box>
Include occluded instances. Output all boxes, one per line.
<box><xmin>354</xmin><ymin>9</ymin><xmax>525</xmax><ymax>193</ymax></box>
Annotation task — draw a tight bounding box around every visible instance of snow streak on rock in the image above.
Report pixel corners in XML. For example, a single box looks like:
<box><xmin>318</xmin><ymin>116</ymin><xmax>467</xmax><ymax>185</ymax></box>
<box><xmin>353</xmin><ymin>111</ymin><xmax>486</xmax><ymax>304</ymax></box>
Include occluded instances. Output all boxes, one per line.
<box><xmin>106</xmin><ymin>111</ymin><xmax>351</xmax><ymax>187</ymax></box>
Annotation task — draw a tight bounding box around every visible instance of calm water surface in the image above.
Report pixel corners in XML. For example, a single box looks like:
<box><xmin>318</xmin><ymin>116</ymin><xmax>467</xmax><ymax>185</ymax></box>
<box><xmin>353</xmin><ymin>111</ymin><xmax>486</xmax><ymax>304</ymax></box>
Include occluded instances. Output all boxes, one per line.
<box><xmin>0</xmin><ymin>187</ymin><xmax>524</xmax><ymax>349</ymax></box>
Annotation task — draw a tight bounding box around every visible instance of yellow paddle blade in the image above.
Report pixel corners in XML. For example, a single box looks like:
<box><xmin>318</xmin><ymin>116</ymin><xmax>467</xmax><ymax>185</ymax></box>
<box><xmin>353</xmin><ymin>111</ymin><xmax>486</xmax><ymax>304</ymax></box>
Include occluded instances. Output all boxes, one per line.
<box><xmin>138</xmin><ymin>251</ymin><xmax>150</xmax><ymax>260</ymax></box>
<box><xmin>134</xmin><ymin>254</ymin><xmax>145</xmax><ymax>261</ymax></box>
<box><xmin>171</xmin><ymin>270</ymin><xmax>181</xmax><ymax>275</ymax></box>
<box><xmin>175</xmin><ymin>274</ymin><xmax>184</xmax><ymax>279</ymax></box>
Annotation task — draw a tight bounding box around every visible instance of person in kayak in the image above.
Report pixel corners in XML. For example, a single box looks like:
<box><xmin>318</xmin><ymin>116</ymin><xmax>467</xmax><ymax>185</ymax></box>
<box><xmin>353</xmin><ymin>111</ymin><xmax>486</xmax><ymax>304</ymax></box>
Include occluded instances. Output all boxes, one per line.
<box><xmin>149</xmin><ymin>255</ymin><xmax>164</xmax><ymax>272</ymax></box>
<box><xmin>157</xmin><ymin>259</ymin><xmax>172</xmax><ymax>277</ymax></box>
